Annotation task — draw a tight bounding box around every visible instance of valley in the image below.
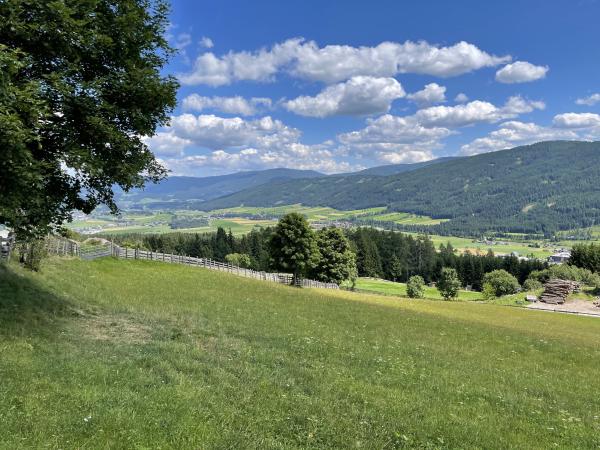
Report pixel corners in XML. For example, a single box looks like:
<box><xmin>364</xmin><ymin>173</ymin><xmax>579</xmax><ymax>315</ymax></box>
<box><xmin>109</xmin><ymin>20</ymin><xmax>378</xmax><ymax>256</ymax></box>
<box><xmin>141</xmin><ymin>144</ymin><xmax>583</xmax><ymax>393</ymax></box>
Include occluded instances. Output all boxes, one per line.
<box><xmin>68</xmin><ymin>204</ymin><xmax>588</xmax><ymax>260</ymax></box>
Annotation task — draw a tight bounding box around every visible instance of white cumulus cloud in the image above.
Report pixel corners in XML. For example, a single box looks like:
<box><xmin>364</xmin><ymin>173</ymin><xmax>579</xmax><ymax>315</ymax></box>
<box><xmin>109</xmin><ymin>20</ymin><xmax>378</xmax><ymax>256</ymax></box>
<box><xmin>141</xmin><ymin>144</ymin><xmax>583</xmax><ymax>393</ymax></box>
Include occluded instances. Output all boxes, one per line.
<box><xmin>495</xmin><ymin>61</ymin><xmax>548</xmax><ymax>83</ymax></box>
<box><xmin>415</xmin><ymin>96</ymin><xmax>544</xmax><ymax>128</ymax></box>
<box><xmin>179</xmin><ymin>38</ymin><xmax>510</xmax><ymax>86</ymax></box>
<box><xmin>199</xmin><ymin>36</ymin><xmax>214</xmax><ymax>49</ymax></box>
<box><xmin>576</xmin><ymin>93</ymin><xmax>600</xmax><ymax>106</ymax></box>
<box><xmin>553</xmin><ymin>112</ymin><xmax>600</xmax><ymax>129</ymax></box>
<box><xmin>337</xmin><ymin>114</ymin><xmax>452</xmax><ymax>163</ymax></box>
<box><xmin>454</xmin><ymin>93</ymin><xmax>469</xmax><ymax>103</ymax></box>
<box><xmin>461</xmin><ymin>120</ymin><xmax>581</xmax><ymax>155</ymax></box>
<box><xmin>166</xmin><ymin>114</ymin><xmax>299</xmax><ymax>150</ymax></box>
<box><xmin>284</xmin><ymin>76</ymin><xmax>405</xmax><ymax>117</ymax></box>
<box><xmin>142</xmin><ymin>133</ymin><xmax>192</xmax><ymax>157</ymax></box>
<box><xmin>146</xmin><ymin>114</ymin><xmax>361</xmax><ymax>175</ymax></box>
<box><xmin>407</xmin><ymin>83</ymin><xmax>446</xmax><ymax>107</ymax></box>
<box><xmin>181</xmin><ymin>95</ymin><xmax>272</xmax><ymax>116</ymax></box>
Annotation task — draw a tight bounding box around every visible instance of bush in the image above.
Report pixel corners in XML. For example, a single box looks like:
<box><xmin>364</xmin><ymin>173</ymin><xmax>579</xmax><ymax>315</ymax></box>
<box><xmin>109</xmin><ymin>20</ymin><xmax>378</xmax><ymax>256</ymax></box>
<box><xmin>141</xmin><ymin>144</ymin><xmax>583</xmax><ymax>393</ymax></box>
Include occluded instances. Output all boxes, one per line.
<box><xmin>523</xmin><ymin>278</ymin><xmax>543</xmax><ymax>291</ymax></box>
<box><xmin>482</xmin><ymin>269</ymin><xmax>520</xmax><ymax>297</ymax></box>
<box><xmin>437</xmin><ymin>267</ymin><xmax>461</xmax><ymax>300</ymax></box>
<box><xmin>18</xmin><ymin>240</ymin><xmax>47</xmax><ymax>271</ymax></box>
<box><xmin>225</xmin><ymin>253</ymin><xmax>252</xmax><ymax>268</ymax></box>
<box><xmin>406</xmin><ymin>275</ymin><xmax>425</xmax><ymax>298</ymax></box>
<box><xmin>482</xmin><ymin>283</ymin><xmax>497</xmax><ymax>301</ymax></box>
<box><xmin>529</xmin><ymin>265</ymin><xmax>600</xmax><ymax>288</ymax></box>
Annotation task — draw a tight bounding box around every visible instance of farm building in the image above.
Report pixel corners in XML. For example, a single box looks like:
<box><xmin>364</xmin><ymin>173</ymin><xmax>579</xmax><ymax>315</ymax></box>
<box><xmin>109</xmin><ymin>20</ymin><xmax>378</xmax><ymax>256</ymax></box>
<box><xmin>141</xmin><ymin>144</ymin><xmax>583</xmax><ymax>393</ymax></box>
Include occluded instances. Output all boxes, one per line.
<box><xmin>548</xmin><ymin>251</ymin><xmax>571</xmax><ymax>264</ymax></box>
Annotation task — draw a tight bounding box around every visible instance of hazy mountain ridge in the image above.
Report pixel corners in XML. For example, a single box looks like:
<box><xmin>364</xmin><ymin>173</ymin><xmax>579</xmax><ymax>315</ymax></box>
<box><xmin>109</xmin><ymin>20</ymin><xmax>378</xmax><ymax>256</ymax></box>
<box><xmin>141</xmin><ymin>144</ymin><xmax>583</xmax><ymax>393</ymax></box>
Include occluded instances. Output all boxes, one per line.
<box><xmin>197</xmin><ymin>141</ymin><xmax>600</xmax><ymax>235</ymax></box>
<box><xmin>116</xmin><ymin>159</ymin><xmax>453</xmax><ymax>208</ymax></box>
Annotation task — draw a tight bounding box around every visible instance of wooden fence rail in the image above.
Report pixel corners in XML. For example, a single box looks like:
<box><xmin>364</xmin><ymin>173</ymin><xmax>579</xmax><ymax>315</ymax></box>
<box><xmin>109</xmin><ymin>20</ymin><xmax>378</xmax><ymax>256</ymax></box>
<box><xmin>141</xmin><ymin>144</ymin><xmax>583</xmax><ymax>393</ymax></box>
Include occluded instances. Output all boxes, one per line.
<box><xmin>43</xmin><ymin>237</ymin><xmax>338</xmax><ymax>290</ymax></box>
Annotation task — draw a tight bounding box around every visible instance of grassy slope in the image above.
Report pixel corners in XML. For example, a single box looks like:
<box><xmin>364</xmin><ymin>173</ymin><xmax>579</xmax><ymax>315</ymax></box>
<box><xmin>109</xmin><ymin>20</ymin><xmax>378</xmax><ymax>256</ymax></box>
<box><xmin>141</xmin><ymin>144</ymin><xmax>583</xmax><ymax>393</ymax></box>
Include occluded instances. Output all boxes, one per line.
<box><xmin>1</xmin><ymin>258</ymin><xmax>599</xmax><ymax>449</ymax></box>
<box><xmin>351</xmin><ymin>278</ymin><xmax>484</xmax><ymax>301</ymax></box>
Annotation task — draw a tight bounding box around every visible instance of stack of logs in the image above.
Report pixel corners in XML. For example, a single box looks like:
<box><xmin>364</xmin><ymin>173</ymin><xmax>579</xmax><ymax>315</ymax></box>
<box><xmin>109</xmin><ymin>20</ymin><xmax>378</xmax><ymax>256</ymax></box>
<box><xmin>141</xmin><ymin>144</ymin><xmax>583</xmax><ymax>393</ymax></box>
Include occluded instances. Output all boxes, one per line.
<box><xmin>539</xmin><ymin>279</ymin><xmax>581</xmax><ymax>304</ymax></box>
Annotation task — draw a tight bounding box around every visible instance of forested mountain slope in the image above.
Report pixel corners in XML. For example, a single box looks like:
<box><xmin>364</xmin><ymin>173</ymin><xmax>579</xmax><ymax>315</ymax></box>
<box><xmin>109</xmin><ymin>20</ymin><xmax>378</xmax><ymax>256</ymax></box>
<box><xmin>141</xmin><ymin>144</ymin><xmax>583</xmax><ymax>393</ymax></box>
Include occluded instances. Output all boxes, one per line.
<box><xmin>115</xmin><ymin>168</ymin><xmax>323</xmax><ymax>206</ymax></box>
<box><xmin>115</xmin><ymin>159</ymin><xmax>456</xmax><ymax>208</ymax></box>
<box><xmin>353</xmin><ymin>156</ymin><xmax>459</xmax><ymax>176</ymax></box>
<box><xmin>199</xmin><ymin>141</ymin><xmax>600</xmax><ymax>235</ymax></box>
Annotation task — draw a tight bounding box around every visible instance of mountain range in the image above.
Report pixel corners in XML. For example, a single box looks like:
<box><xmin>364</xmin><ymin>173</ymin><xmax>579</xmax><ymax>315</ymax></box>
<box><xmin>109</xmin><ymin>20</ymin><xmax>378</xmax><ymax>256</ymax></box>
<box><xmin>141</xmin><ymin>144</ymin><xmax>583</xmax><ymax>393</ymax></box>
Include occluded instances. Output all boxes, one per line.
<box><xmin>122</xmin><ymin>141</ymin><xmax>600</xmax><ymax>235</ymax></box>
<box><xmin>116</xmin><ymin>158</ymin><xmax>453</xmax><ymax>208</ymax></box>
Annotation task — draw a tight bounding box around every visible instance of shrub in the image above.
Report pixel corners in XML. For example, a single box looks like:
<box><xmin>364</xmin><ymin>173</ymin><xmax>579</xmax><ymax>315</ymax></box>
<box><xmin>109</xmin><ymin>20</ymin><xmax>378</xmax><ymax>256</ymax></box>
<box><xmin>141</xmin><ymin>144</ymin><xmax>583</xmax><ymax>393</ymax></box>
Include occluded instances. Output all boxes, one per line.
<box><xmin>529</xmin><ymin>265</ymin><xmax>600</xmax><ymax>288</ymax></box>
<box><xmin>406</xmin><ymin>275</ymin><xmax>425</xmax><ymax>298</ymax></box>
<box><xmin>18</xmin><ymin>240</ymin><xmax>47</xmax><ymax>271</ymax></box>
<box><xmin>523</xmin><ymin>278</ymin><xmax>543</xmax><ymax>291</ymax></box>
<box><xmin>482</xmin><ymin>269</ymin><xmax>520</xmax><ymax>297</ymax></box>
<box><xmin>482</xmin><ymin>283</ymin><xmax>497</xmax><ymax>301</ymax></box>
<box><xmin>225</xmin><ymin>253</ymin><xmax>252</xmax><ymax>268</ymax></box>
<box><xmin>437</xmin><ymin>267</ymin><xmax>461</xmax><ymax>300</ymax></box>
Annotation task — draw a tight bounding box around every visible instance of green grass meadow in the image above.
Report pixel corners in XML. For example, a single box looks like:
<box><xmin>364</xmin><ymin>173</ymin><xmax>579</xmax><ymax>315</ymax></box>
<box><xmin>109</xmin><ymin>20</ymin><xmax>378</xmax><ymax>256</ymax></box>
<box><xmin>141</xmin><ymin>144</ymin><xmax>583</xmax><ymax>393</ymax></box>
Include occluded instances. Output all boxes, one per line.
<box><xmin>349</xmin><ymin>278</ymin><xmax>485</xmax><ymax>301</ymax></box>
<box><xmin>1</xmin><ymin>258</ymin><xmax>599</xmax><ymax>448</ymax></box>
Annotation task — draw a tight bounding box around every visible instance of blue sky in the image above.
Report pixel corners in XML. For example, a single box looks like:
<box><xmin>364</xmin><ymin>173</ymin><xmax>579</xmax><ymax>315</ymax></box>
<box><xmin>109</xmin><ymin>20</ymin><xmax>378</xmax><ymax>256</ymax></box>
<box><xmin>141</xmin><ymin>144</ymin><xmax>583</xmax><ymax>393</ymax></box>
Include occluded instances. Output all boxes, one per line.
<box><xmin>149</xmin><ymin>0</ymin><xmax>600</xmax><ymax>176</ymax></box>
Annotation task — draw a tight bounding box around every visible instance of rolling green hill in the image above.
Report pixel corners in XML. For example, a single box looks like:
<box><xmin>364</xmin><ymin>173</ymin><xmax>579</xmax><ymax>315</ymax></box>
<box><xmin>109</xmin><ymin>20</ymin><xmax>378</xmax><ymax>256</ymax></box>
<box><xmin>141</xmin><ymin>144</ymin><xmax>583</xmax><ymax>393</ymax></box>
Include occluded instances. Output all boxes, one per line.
<box><xmin>1</xmin><ymin>257</ymin><xmax>600</xmax><ymax>448</ymax></box>
<box><xmin>351</xmin><ymin>156</ymin><xmax>460</xmax><ymax>176</ymax></box>
<box><xmin>113</xmin><ymin>159</ymin><xmax>455</xmax><ymax>209</ymax></box>
<box><xmin>199</xmin><ymin>141</ymin><xmax>600</xmax><ymax>235</ymax></box>
<box><xmin>114</xmin><ymin>168</ymin><xmax>324</xmax><ymax>208</ymax></box>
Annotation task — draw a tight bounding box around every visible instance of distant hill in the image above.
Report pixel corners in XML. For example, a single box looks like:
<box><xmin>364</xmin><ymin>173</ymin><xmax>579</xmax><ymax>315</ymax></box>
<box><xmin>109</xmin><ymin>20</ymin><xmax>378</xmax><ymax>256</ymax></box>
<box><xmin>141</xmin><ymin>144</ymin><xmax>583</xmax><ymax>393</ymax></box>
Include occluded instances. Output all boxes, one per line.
<box><xmin>115</xmin><ymin>159</ymin><xmax>455</xmax><ymax>208</ymax></box>
<box><xmin>198</xmin><ymin>141</ymin><xmax>600</xmax><ymax>235</ymax></box>
<box><xmin>115</xmin><ymin>168</ymin><xmax>323</xmax><ymax>207</ymax></box>
<box><xmin>353</xmin><ymin>156</ymin><xmax>460</xmax><ymax>176</ymax></box>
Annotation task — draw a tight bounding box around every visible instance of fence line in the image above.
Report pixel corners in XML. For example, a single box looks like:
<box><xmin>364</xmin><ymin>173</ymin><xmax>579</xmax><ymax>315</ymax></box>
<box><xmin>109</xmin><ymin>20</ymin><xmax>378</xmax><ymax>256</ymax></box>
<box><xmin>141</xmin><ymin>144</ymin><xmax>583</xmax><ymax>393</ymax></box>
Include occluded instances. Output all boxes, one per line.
<box><xmin>44</xmin><ymin>237</ymin><xmax>338</xmax><ymax>290</ymax></box>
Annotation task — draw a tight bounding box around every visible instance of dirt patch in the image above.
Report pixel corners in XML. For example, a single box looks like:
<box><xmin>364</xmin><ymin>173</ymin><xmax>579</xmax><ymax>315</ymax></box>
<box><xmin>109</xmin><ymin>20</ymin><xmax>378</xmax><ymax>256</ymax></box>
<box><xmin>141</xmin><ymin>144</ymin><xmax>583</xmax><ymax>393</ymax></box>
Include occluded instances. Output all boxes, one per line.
<box><xmin>527</xmin><ymin>299</ymin><xmax>600</xmax><ymax>317</ymax></box>
<box><xmin>78</xmin><ymin>313</ymin><xmax>152</xmax><ymax>344</ymax></box>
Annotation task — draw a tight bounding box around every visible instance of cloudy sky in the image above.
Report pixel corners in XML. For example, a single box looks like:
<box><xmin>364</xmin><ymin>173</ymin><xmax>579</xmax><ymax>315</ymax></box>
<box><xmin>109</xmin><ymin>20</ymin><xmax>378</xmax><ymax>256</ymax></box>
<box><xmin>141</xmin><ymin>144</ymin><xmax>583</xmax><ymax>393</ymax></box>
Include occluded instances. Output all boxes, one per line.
<box><xmin>151</xmin><ymin>0</ymin><xmax>600</xmax><ymax>176</ymax></box>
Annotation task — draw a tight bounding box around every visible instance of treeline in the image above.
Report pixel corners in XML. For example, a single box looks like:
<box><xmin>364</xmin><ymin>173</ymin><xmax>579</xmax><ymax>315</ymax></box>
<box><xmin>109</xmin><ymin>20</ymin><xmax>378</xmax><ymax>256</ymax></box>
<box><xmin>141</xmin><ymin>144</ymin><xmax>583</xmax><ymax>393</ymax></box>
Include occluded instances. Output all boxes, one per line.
<box><xmin>105</xmin><ymin>225</ymin><xmax>547</xmax><ymax>290</ymax></box>
<box><xmin>105</xmin><ymin>227</ymin><xmax>273</xmax><ymax>270</ymax></box>
<box><xmin>349</xmin><ymin>228</ymin><xmax>546</xmax><ymax>290</ymax></box>
<box><xmin>569</xmin><ymin>243</ymin><xmax>600</xmax><ymax>274</ymax></box>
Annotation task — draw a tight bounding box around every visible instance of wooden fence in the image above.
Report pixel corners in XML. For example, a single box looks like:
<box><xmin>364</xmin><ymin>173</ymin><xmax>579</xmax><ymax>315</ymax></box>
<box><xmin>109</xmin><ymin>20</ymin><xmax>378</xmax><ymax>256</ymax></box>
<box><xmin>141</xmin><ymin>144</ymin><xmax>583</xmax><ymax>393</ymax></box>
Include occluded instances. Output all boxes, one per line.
<box><xmin>43</xmin><ymin>237</ymin><xmax>338</xmax><ymax>290</ymax></box>
<box><xmin>112</xmin><ymin>246</ymin><xmax>338</xmax><ymax>289</ymax></box>
<box><xmin>45</xmin><ymin>236</ymin><xmax>79</xmax><ymax>257</ymax></box>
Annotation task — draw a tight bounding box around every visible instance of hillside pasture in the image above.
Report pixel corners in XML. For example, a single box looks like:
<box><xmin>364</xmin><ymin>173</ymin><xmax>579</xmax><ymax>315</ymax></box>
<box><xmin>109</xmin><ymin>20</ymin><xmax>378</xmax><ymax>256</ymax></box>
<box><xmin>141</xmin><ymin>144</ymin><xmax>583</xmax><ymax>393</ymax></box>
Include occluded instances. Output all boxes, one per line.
<box><xmin>1</xmin><ymin>258</ymin><xmax>599</xmax><ymax>448</ymax></box>
<box><xmin>349</xmin><ymin>277</ymin><xmax>484</xmax><ymax>301</ymax></box>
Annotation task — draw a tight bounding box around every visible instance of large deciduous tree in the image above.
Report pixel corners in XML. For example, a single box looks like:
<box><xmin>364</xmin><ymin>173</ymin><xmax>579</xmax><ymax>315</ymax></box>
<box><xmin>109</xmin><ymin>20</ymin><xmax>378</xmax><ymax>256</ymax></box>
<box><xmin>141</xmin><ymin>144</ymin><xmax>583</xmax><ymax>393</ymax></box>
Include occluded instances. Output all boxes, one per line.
<box><xmin>269</xmin><ymin>213</ymin><xmax>318</xmax><ymax>284</ymax></box>
<box><xmin>0</xmin><ymin>0</ymin><xmax>178</xmax><ymax>238</ymax></box>
<box><xmin>312</xmin><ymin>227</ymin><xmax>357</xmax><ymax>285</ymax></box>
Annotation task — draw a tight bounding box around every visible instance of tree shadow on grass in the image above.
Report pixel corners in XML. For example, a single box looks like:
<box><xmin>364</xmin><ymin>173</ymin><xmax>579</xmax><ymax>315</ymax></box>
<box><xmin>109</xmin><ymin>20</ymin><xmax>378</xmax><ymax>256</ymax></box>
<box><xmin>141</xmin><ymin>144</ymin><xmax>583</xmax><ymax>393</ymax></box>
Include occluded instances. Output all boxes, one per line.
<box><xmin>0</xmin><ymin>263</ymin><xmax>76</xmax><ymax>338</ymax></box>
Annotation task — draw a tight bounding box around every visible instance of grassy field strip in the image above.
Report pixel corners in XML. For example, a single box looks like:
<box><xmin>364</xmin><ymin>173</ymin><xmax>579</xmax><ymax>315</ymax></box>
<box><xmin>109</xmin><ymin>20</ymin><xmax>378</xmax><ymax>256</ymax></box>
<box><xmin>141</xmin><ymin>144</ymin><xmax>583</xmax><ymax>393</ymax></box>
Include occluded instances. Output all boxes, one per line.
<box><xmin>3</xmin><ymin>258</ymin><xmax>599</xmax><ymax>448</ymax></box>
<box><xmin>325</xmin><ymin>286</ymin><xmax>600</xmax><ymax>346</ymax></box>
<box><xmin>350</xmin><ymin>277</ymin><xmax>484</xmax><ymax>301</ymax></box>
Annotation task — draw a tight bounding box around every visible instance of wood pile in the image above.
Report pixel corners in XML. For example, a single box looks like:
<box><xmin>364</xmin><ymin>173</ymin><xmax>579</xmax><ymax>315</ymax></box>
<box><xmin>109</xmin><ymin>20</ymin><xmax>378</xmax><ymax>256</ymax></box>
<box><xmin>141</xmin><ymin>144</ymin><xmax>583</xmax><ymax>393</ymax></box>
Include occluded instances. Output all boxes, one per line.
<box><xmin>539</xmin><ymin>279</ymin><xmax>581</xmax><ymax>304</ymax></box>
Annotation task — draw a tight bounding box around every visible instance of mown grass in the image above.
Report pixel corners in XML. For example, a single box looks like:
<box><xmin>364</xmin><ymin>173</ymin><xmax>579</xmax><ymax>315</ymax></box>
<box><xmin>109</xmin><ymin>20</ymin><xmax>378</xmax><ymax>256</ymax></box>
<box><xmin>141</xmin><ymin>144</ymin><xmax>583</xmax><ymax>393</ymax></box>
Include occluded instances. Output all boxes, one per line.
<box><xmin>349</xmin><ymin>277</ymin><xmax>484</xmax><ymax>301</ymax></box>
<box><xmin>1</xmin><ymin>258</ymin><xmax>599</xmax><ymax>449</ymax></box>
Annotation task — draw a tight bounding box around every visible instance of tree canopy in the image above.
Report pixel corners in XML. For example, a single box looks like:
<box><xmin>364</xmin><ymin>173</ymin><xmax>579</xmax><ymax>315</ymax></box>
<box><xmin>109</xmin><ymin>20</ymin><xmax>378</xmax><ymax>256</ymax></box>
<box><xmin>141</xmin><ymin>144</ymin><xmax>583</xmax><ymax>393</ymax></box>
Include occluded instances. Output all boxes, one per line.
<box><xmin>437</xmin><ymin>267</ymin><xmax>461</xmax><ymax>300</ymax></box>
<box><xmin>0</xmin><ymin>0</ymin><xmax>178</xmax><ymax>238</ymax></box>
<box><xmin>312</xmin><ymin>227</ymin><xmax>357</xmax><ymax>285</ymax></box>
<box><xmin>269</xmin><ymin>213</ymin><xmax>318</xmax><ymax>283</ymax></box>
<box><xmin>482</xmin><ymin>269</ymin><xmax>520</xmax><ymax>298</ymax></box>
